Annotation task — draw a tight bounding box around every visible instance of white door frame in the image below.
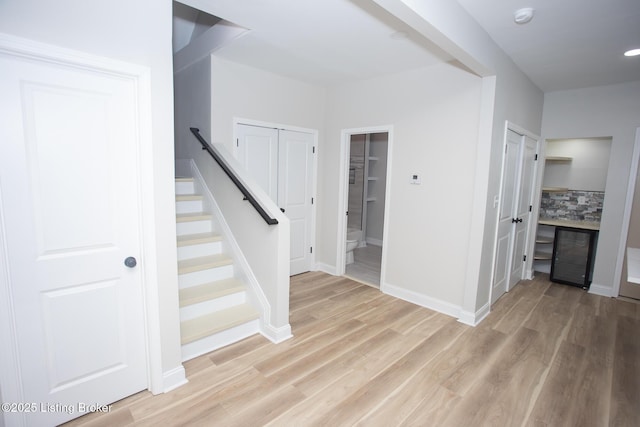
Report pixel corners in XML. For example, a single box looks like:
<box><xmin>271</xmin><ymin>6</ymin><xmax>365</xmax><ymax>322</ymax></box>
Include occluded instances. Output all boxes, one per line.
<box><xmin>0</xmin><ymin>35</ymin><xmax>167</xmax><ymax>424</ymax></box>
<box><xmin>489</xmin><ymin>121</ymin><xmax>542</xmax><ymax>305</ymax></box>
<box><xmin>232</xmin><ymin>117</ymin><xmax>318</xmax><ymax>271</ymax></box>
<box><xmin>337</xmin><ymin>125</ymin><xmax>394</xmax><ymax>286</ymax></box>
<box><xmin>612</xmin><ymin>127</ymin><xmax>640</xmax><ymax>297</ymax></box>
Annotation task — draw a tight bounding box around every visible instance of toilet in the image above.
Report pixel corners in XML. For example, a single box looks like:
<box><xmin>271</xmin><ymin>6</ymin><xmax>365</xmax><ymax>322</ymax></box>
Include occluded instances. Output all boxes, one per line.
<box><xmin>346</xmin><ymin>229</ymin><xmax>362</xmax><ymax>265</ymax></box>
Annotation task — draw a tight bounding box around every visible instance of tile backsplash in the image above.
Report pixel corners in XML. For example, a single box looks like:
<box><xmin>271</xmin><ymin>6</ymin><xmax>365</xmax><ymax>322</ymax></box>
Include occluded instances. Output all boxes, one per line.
<box><xmin>540</xmin><ymin>190</ymin><xmax>604</xmax><ymax>222</ymax></box>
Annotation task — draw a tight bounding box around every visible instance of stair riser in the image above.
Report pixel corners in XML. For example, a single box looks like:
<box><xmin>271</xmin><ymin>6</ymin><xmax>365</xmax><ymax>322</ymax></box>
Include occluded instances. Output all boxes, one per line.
<box><xmin>180</xmin><ymin>291</ymin><xmax>247</xmax><ymax>322</ymax></box>
<box><xmin>176</xmin><ymin>220</ymin><xmax>212</xmax><ymax>236</ymax></box>
<box><xmin>181</xmin><ymin>319</ymin><xmax>260</xmax><ymax>362</ymax></box>
<box><xmin>179</xmin><ymin>265</ymin><xmax>234</xmax><ymax>289</ymax></box>
<box><xmin>177</xmin><ymin>241</ymin><xmax>223</xmax><ymax>261</ymax></box>
<box><xmin>175</xmin><ymin>181</ymin><xmax>195</xmax><ymax>195</ymax></box>
<box><xmin>176</xmin><ymin>199</ymin><xmax>204</xmax><ymax>214</ymax></box>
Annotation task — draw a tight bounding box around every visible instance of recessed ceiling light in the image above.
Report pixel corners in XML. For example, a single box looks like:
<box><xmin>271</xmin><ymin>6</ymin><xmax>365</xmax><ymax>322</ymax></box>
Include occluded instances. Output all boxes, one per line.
<box><xmin>514</xmin><ymin>8</ymin><xmax>534</xmax><ymax>25</ymax></box>
<box><xmin>624</xmin><ymin>48</ymin><xmax>640</xmax><ymax>57</ymax></box>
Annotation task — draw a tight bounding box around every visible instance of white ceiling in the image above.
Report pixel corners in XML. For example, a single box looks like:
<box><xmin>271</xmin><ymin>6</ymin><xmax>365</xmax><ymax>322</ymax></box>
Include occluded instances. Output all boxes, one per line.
<box><xmin>457</xmin><ymin>0</ymin><xmax>640</xmax><ymax>92</ymax></box>
<box><xmin>175</xmin><ymin>0</ymin><xmax>640</xmax><ymax>92</ymax></box>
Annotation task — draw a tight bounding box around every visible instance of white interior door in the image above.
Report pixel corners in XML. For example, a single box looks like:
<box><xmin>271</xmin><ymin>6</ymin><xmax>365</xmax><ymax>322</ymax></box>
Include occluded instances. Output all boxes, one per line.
<box><xmin>278</xmin><ymin>130</ymin><xmax>314</xmax><ymax>275</ymax></box>
<box><xmin>0</xmin><ymin>53</ymin><xmax>147</xmax><ymax>426</ymax></box>
<box><xmin>492</xmin><ymin>130</ymin><xmax>522</xmax><ymax>303</ymax></box>
<box><xmin>509</xmin><ymin>136</ymin><xmax>538</xmax><ymax>289</ymax></box>
<box><xmin>493</xmin><ymin>128</ymin><xmax>539</xmax><ymax>303</ymax></box>
<box><xmin>236</xmin><ymin>124</ymin><xmax>279</xmax><ymax>201</ymax></box>
<box><xmin>236</xmin><ymin>124</ymin><xmax>314</xmax><ymax>276</ymax></box>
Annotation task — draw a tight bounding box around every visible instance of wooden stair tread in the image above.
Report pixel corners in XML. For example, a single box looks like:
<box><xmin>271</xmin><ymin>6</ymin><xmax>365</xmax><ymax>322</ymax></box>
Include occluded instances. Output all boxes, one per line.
<box><xmin>179</xmin><ymin>279</ymin><xmax>245</xmax><ymax>307</ymax></box>
<box><xmin>178</xmin><ymin>254</ymin><xmax>232</xmax><ymax>274</ymax></box>
<box><xmin>176</xmin><ymin>194</ymin><xmax>203</xmax><ymax>201</ymax></box>
<box><xmin>176</xmin><ymin>212</ymin><xmax>212</xmax><ymax>223</ymax></box>
<box><xmin>177</xmin><ymin>231</ymin><xmax>223</xmax><ymax>247</ymax></box>
<box><xmin>180</xmin><ymin>304</ymin><xmax>259</xmax><ymax>345</ymax></box>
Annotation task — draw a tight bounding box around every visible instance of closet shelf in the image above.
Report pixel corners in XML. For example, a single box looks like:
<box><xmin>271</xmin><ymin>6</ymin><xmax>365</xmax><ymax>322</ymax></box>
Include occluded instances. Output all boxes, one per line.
<box><xmin>366</xmin><ymin>197</ymin><xmax>377</xmax><ymax>202</ymax></box>
<box><xmin>367</xmin><ymin>177</ymin><xmax>379</xmax><ymax>181</ymax></box>
<box><xmin>368</xmin><ymin>156</ymin><xmax>379</xmax><ymax>161</ymax></box>
<box><xmin>545</xmin><ymin>156</ymin><xmax>572</xmax><ymax>162</ymax></box>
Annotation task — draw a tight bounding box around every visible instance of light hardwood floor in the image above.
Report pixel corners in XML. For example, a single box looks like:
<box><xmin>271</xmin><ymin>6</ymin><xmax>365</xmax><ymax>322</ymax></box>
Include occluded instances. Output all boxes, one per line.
<box><xmin>66</xmin><ymin>272</ymin><xmax>639</xmax><ymax>427</ymax></box>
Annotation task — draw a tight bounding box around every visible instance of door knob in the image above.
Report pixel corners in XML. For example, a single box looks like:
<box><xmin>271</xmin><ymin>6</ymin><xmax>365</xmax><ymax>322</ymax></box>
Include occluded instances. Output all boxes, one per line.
<box><xmin>124</xmin><ymin>256</ymin><xmax>137</xmax><ymax>268</ymax></box>
<box><xmin>280</xmin><ymin>208</ymin><xmax>285</xmax><ymax>213</ymax></box>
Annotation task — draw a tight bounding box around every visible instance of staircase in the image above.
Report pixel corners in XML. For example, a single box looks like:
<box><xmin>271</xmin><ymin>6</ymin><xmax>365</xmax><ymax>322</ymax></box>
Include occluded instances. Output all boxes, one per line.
<box><xmin>175</xmin><ymin>177</ymin><xmax>260</xmax><ymax>361</ymax></box>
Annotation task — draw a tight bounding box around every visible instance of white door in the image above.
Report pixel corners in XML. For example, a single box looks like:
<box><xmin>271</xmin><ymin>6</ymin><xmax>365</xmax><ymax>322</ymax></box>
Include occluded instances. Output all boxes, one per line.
<box><xmin>236</xmin><ymin>124</ymin><xmax>279</xmax><ymax>201</ymax></box>
<box><xmin>509</xmin><ymin>136</ymin><xmax>538</xmax><ymax>289</ymax></box>
<box><xmin>492</xmin><ymin>130</ymin><xmax>522</xmax><ymax>303</ymax></box>
<box><xmin>0</xmin><ymin>54</ymin><xmax>147</xmax><ymax>426</ymax></box>
<box><xmin>236</xmin><ymin>124</ymin><xmax>315</xmax><ymax>276</ymax></box>
<box><xmin>278</xmin><ymin>130</ymin><xmax>314</xmax><ymax>275</ymax></box>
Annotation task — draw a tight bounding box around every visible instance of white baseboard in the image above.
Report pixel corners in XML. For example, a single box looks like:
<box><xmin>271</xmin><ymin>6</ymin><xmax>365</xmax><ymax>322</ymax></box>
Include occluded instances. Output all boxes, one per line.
<box><xmin>458</xmin><ymin>301</ymin><xmax>491</xmax><ymax>327</ymax></box>
<box><xmin>261</xmin><ymin>323</ymin><xmax>293</xmax><ymax>343</ymax></box>
<box><xmin>382</xmin><ymin>282</ymin><xmax>461</xmax><ymax>319</ymax></box>
<box><xmin>365</xmin><ymin>237</ymin><xmax>383</xmax><ymax>247</ymax></box>
<box><xmin>315</xmin><ymin>262</ymin><xmax>338</xmax><ymax>276</ymax></box>
<box><xmin>161</xmin><ymin>365</ymin><xmax>188</xmax><ymax>393</ymax></box>
<box><xmin>588</xmin><ymin>282</ymin><xmax>613</xmax><ymax>297</ymax></box>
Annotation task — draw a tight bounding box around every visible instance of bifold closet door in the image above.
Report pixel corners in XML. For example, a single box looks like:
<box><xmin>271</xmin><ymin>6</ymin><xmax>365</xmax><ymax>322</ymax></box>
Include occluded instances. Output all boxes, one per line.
<box><xmin>236</xmin><ymin>124</ymin><xmax>314</xmax><ymax>275</ymax></box>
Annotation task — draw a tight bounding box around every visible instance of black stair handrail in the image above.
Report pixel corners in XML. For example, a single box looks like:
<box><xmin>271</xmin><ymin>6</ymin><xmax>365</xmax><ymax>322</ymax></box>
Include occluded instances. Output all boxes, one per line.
<box><xmin>190</xmin><ymin>127</ymin><xmax>278</xmax><ymax>225</ymax></box>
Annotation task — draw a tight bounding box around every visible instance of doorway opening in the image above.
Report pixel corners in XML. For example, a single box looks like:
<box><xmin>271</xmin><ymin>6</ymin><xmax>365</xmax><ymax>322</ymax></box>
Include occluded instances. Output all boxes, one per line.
<box><xmin>533</xmin><ymin>136</ymin><xmax>612</xmax><ymax>288</ymax></box>
<box><xmin>338</xmin><ymin>126</ymin><xmax>393</xmax><ymax>288</ymax></box>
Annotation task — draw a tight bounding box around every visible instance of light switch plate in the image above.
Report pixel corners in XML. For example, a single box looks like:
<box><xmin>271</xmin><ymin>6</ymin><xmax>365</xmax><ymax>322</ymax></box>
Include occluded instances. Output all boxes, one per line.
<box><xmin>410</xmin><ymin>173</ymin><xmax>421</xmax><ymax>185</ymax></box>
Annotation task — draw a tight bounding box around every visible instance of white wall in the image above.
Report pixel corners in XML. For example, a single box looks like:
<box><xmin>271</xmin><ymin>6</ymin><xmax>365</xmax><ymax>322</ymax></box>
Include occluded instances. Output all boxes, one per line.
<box><xmin>210</xmin><ymin>56</ymin><xmax>327</xmax><ymax>151</ymax></box>
<box><xmin>543</xmin><ymin>138</ymin><xmax>612</xmax><ymax>191</ymax></box>
<box><xmin>0</xmin><ymin>0</ymin><xmax>182</xmax><ymax>391</ymax></box>
<box><xmin>542</xmin><ymin>80</ymin><xmax>640</xmax><ymax>295</ymax></box>
<box><xmin>175</xmin><ymin>56</ymin><xmax>212</xmax><ymax>160</ymax></box>
<box><xmin>322</xmin><ymin>62</ymin><xmax>482</xmax><ymax>306</ymax></box>
<box><xmin>369</xmin><ymin>0</ymin><xmax>544</xmax><ymax>320</ymax></box>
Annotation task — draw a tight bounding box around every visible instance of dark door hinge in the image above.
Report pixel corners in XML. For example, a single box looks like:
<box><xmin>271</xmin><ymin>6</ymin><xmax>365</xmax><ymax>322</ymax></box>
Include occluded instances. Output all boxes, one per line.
<box><xmin>529</xmin><ymin>205</ymin><xmax>532</xmax><ymax>212</ymax></box>
<box><xmin>312</xmin><ymin>146</ymin><xmax>316</xmax><ymax>153</ymax></box>
<box><xmin>310</xmin><ymin>246</ymin><xmax>313</xmax><ymax>254</ymax></box>
<box><xmin>236</xmin><ymin>138</ymin><xmax>239</xmax><ymax>147</ymax></box>
<box><xmin>311</xmin><ymin>197</ymin><xmax>314</xmax><ymax>204</ymax></box>
<box><xmin>534</xmin><ymin>154</ymin><xmax>538</xmax><ymax>161</ymax></box>
<box><xmin>523</xmin><ymin>255</ymin><xmax>527</xmax><ymax>262</ymax></box>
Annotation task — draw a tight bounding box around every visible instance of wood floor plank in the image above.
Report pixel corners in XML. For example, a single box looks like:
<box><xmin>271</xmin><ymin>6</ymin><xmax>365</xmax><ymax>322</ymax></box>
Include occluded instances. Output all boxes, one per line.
<box><xmin>609</xmin><ymin>315</ymin><xmax>640</xmax><ymax>426</ymax></box>
<box><xmin>64</xmin><ymin>273</ymin><xmax>635</xmax><ymax>427</ymax></box>
<box><xmin>440</xmin><ymin>327</ymin><xmax>548</xmax><ymax>427</ymax></box>
<box><xmin>312</xmin><ymin>320</ymin><xmax>467</xmax><ymax>426</ymax></box>
<box><xmin>526</xmin><ymin>341</ymin><xmax>587</xmax><ymax>426</ymax></box>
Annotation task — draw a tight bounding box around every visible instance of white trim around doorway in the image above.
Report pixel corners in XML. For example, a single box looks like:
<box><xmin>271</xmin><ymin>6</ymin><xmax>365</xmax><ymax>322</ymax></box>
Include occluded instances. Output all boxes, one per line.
<box><xmin>610</xmin><ymin>127</ymin><xmax>640</xmax><ymax>297</ymax></box>
<box><xmin>337</xmin><ymin>125</ymin><xmax>394</xmax><ymax>290</ymax></box>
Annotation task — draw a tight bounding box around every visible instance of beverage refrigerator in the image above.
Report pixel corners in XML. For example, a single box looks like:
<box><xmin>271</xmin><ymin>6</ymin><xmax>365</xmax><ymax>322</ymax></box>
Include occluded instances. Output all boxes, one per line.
<box><xmin>550</xmin><ymin>226</ymin><xmax>598</xmax><ymax>289</ymax></box>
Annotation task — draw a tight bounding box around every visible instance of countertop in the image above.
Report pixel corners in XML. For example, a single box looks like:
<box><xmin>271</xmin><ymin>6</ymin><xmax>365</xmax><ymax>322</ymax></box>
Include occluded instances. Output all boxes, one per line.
<box><xmin>538</xmin><ymin>218</ymin><xmax>600</xmax><ymax>231</ymax></box>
